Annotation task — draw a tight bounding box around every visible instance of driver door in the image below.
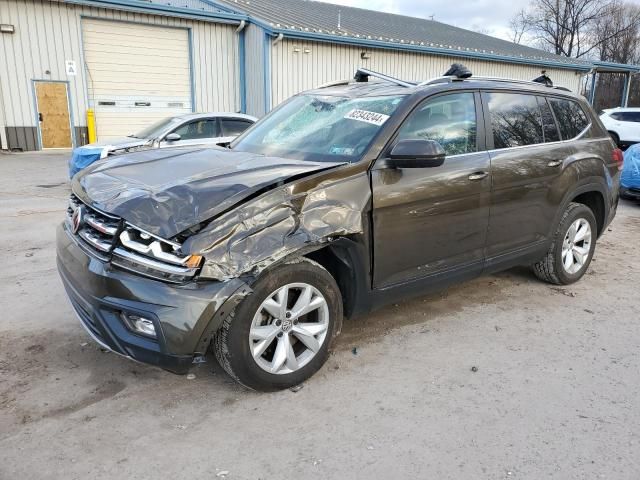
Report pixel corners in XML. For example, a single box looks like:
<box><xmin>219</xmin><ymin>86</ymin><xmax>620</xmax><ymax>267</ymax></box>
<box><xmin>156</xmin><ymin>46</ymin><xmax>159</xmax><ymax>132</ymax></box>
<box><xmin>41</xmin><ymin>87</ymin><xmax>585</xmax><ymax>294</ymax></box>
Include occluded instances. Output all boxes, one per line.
<box><xmin>159</xmin><ymin>118</ymin><xmax>219</xmax><ymax>148</ymax></box>
<box><xmin>371</xmin><ymin>91</ymin><xmax>491</xmax><ymax>289</ymax></box>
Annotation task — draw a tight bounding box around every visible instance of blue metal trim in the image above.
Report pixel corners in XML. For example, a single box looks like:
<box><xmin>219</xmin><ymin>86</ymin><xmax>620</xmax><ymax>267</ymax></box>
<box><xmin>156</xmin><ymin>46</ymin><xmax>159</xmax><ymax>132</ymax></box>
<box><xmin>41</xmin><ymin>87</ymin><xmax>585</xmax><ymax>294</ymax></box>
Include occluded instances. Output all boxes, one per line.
<box><xmin>30</xmin><ymin>80</ymin><xmax>42</xmax><ymax>150</ymax></box>
<box><xmin>66</xmin><ymin>0</ymin><xmax>248</xmax><ymax>24</ymax></box>
<box><xmin>263</xmin><ymin>31</ymin><xmax>271</xmax><ymax>115</ymax></box>
<box><xmin>78</xmin><ymin>17</ymin><xmax>91</xmax><ymax>116</ymax></box>
<box><xmin>589</xmin><ymin>73</ymin><xmax>597</xmax><ymax>105</ymax></box>
<box><xmin>32</xmin><ymin>80</ymin><xmax>76</xmax><ymax>149</ymax></box>
<box><xmin>188</xmin><ymin>28</ymin><xmax>196</xmax><ymax>112</ymax></box>
<box><xmin>239</xmin><ymin>28</ymin><xmax>247</xmax><ymax>113</ymax></box>
<box><xmin>593</xmin><ymin>61</ymin><xmax>640</xmax><ymax>73</ymax></box>
<box><xmin>254</xmin><ymin>23</ymin><xmax>593</xmax><ymax>72</ymax></box>
<box><xmin>622</xmin><ymin>73</ymin><xmax>631</xmax><ymax>107</ymax></box>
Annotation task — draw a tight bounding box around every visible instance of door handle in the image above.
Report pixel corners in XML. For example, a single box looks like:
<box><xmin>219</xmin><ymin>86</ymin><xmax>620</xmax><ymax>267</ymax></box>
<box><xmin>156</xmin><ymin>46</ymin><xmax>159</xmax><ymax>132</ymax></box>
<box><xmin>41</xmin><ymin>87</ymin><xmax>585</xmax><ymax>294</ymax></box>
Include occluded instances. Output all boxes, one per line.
<box><xmin>547</xmin><ymin>160</ymin><xmax>563</xmax><ymax>167</ymax></box>
<box><xmin>468</xmin><ymin>171</ymin><xmax>489</xmax><ymax>181</ymax></box>
<box><xmin>38</xmin><ymin>112</ymin><xmax>43</xmax><ymax>122</ymax></box>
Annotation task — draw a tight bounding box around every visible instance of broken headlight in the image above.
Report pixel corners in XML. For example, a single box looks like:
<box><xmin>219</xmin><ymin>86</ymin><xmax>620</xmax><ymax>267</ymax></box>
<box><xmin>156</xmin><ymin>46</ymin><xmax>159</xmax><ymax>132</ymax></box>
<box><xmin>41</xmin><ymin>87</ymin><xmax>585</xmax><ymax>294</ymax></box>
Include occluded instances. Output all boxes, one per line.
<box><xmin>111</xmin><ymin>224</ymin><xmax>203</xmax><ymax>283</ymax></box>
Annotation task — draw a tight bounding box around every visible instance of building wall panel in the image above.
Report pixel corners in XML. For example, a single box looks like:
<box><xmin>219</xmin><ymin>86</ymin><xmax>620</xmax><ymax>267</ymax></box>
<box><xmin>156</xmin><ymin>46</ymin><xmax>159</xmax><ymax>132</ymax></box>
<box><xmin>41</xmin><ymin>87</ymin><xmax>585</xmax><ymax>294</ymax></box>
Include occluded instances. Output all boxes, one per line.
<box><xmin>244</xmin><ymin>23</ymin><xmax>267</xmax><ymax>117</ymax></box>
<box><xmin>270</xmin><ymin>38</ymin><xmax>584</xmax><ymax>108</ymax></box>
<box><xmin>0</xmin><ymin>0</ymin><xmax>240</xmax><ymax>149</ymax></box>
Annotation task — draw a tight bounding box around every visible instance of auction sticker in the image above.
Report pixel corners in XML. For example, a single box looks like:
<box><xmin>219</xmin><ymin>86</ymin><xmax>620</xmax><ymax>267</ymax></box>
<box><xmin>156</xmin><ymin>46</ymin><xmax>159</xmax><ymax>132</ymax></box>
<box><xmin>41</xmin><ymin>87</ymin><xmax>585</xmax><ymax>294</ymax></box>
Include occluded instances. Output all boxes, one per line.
<box><xmin>344</xmin><ymin>109</ymin><xmax>390</xmax><ymax>126</ymax></box>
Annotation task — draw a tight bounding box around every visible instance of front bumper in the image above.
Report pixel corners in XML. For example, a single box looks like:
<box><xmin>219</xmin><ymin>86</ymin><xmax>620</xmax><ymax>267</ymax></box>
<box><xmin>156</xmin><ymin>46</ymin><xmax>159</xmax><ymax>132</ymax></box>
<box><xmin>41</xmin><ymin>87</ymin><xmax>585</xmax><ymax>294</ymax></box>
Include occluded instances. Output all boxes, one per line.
<box><xmin>56</xmin><ymin>222</ymin><xmax>249</xmax><ymax>374</ymax></box>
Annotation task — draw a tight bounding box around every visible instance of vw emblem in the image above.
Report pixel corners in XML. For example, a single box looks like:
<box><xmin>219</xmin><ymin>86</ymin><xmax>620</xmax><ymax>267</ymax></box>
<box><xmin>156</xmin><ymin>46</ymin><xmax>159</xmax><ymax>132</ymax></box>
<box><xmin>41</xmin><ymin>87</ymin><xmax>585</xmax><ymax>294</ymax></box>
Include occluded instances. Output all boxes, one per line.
<box><xmin>72</xmin><ymin>206</ymin><xmax>83</xmax><ymax>234</ymax></box>
<box><xmin>281</xmin><ymin>319</ymin><xmax>293</xmax><ymax>332</ymax></box>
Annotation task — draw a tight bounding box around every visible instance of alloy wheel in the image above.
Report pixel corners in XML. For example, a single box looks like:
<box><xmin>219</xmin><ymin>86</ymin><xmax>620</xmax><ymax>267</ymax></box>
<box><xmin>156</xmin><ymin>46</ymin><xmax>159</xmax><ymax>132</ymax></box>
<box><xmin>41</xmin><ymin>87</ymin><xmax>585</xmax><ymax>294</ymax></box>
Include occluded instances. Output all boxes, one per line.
<box><xmin>249</xmin><ymin>283</ymin><xmax>330</xmax><ymax>375</ymax></box>
<box><xmin>561</xmin><ymin>218</ymin><xmax>592</xmax><ymax>275</ymax></box>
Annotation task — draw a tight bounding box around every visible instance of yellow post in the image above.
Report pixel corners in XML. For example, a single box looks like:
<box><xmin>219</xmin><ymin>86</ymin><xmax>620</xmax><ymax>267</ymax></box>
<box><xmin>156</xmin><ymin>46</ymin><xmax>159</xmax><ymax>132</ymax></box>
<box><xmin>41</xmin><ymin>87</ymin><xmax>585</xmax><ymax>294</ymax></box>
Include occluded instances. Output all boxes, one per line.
<box><xmin>87</xmin><ymin>108</ymin><xmax>97</xmax><ymax>144</ymax></box>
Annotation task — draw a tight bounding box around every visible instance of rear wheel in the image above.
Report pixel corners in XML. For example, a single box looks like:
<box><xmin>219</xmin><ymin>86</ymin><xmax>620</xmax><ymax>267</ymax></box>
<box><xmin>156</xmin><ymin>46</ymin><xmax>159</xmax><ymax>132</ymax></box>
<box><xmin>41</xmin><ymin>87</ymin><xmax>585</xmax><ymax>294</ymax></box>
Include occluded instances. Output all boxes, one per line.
<box><xmin>213</xmin><ymin>258</ymin><xmax>342</xmax><ymax>391</ymax></box>
<box><xmin>532</xmin><ymin>203</ymin><xmax>597</xmax><ymax>285</ymax></box>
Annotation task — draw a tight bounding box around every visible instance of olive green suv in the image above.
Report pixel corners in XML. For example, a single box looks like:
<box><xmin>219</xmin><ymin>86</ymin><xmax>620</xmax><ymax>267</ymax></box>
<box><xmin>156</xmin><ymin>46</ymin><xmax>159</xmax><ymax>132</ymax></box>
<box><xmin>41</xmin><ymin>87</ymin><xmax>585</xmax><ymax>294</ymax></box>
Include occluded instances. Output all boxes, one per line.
<box><xmin>57</xmin><ymin>65</ymin><xmax>621</xmax><ymax>391</ymax></box>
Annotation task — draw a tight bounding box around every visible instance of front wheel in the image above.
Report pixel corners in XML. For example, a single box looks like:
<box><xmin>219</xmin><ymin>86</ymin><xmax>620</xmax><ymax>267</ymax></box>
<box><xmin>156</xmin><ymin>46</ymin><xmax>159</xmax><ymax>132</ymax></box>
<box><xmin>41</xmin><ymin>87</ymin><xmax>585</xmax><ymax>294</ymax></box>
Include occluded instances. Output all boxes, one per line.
<box><xmin>213</xmin><ymin>258</ymin><xmax>342</xmax><ymax>391</ymax></box>
<box><xmin>532</xmin><ymin>202</ymin><xmax>597</xmax><ymax>285</ymax></box>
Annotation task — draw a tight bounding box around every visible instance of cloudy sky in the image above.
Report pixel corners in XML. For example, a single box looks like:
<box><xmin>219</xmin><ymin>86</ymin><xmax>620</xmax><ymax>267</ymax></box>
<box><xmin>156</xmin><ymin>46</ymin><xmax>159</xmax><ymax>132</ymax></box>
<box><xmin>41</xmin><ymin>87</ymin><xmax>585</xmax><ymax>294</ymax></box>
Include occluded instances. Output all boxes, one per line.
<box><xmin>321</xmin><ymin>0</ymin><xmax>640</xmax><ymax>42</ymax></box>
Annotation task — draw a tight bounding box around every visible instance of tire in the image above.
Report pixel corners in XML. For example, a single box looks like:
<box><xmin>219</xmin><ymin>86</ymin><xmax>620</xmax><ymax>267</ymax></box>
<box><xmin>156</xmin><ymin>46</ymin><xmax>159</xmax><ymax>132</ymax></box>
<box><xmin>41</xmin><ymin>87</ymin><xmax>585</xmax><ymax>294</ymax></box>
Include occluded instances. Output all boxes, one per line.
<box><xmin>609</xmin><ymin>131</ymin><xmax>620</xmax><ymax>147</ymax></box>
<box><xmin>213</xmin><ymin>258</ymin><xmax>342</xmax><ymax>391</ymax></box>
<box><xmin>532</xmin><ymin>202</ymin><xmax>597</xmax><ymax>285</ymax></box>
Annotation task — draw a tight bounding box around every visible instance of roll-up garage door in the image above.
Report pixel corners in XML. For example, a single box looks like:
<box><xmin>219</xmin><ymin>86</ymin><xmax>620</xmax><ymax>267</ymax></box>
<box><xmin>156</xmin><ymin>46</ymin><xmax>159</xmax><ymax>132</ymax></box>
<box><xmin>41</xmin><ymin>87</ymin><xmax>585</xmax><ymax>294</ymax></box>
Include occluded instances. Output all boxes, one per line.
<box><xmin>82</xmin><ymin>19</ymin><xmax>192</xmax><ymax>141</ymax></box>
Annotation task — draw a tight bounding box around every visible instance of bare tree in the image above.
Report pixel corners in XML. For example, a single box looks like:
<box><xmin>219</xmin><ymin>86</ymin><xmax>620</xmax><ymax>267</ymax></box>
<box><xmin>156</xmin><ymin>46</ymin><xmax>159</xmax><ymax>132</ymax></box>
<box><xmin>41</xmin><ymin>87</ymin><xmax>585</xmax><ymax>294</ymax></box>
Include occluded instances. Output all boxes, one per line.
<box><xmin>592</xmin><ymin>1</ymin><xmax>640</xmax><ymax>63</ymax></box>
<box><xmin>509</xmin><ymin>0</ymin><xmax>640</xmax><ymax>58</ymax></box>
<box><xmin>509</xmin><ymin>10</ymin><xmax>532</xmax><ymax>44</ymax></box>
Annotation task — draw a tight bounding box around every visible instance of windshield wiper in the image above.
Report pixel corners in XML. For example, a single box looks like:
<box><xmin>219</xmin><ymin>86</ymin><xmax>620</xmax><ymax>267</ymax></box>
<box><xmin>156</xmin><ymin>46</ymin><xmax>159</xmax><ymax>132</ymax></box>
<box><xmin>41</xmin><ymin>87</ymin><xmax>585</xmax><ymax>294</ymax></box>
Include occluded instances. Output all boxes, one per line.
<box><xmin>127</xmin><ymin>134</ymin><xmax>139</xmax><ymax>139</ymax></box>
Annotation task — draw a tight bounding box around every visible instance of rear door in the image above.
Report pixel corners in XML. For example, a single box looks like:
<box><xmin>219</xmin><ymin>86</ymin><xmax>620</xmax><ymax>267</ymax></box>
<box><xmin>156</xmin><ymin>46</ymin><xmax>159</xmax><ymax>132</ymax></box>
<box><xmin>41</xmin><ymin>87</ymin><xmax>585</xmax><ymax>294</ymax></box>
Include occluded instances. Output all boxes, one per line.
<box><xmin>371</xmin><ymin>91</ymin><xmax>491</xmax><ymax>288</ymax></box>
<box><xmin>611</xmin><ymin>111</ymin><xmax>640</xmax><ymax>142</ymax></box>
<box><xmin>218</xmin><ymin>118</ymin><xmax>255</xmax><ymax>144</ymax></box>
<box><xmin>482</xmin><ymin>91</ymin><xmax>572</xmax><ymax>259</ymax></box>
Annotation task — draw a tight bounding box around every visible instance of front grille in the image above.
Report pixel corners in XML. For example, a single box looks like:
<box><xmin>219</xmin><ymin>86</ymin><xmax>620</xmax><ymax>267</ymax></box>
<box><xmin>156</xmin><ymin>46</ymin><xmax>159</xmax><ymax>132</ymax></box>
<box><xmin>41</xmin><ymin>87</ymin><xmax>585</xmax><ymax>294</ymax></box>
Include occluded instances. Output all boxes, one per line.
<box><xmin>66</xmin><ymin>194</ymin><xmax>198</xmax><ymax>283</ymax></box>
<box><xmin>66</xmin><ymin>194</ymin><xmax>121</xmax><ymax>258</ymax></box>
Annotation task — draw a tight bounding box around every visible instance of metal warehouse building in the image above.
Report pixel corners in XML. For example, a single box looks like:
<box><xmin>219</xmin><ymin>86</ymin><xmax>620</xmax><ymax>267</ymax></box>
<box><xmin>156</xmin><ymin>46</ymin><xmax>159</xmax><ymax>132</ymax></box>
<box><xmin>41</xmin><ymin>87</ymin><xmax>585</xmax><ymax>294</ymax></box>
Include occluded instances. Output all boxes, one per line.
<box><xmin>0</xmin><ymin>0</ymin><xmax>638</xmax><ymax>151</ymax></box>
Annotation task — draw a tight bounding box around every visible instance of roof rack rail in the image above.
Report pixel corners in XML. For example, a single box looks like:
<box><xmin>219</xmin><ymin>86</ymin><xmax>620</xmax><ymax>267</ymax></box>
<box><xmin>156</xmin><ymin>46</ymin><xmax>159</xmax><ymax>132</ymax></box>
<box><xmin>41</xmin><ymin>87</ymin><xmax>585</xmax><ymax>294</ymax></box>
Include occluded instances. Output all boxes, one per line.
<box><xmin>417</xmin><ymin>76</ymin><xmax>461</xmax><ymax>86</ymax></box>
<box><xmin>317</xmin><ymin>79</ymin><xmax>351</xmax><ymax>89</ymax></box>
<box><xmin>418</xmin><ymin>75</ymin><xmax>573</xmax><ymax>92</ymax></box>
<box><xmin>354</xmin><ymin>68</ymin><xmax>416</xmax><ymax>88</ymax></box>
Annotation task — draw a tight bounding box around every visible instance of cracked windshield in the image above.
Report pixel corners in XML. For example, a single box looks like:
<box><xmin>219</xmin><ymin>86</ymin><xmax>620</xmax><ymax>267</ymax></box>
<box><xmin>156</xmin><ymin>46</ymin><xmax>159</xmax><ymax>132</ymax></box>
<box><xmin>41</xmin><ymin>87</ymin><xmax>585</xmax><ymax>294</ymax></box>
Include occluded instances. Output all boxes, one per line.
<box><xmin>232</xmin><ymin>94</ymin><xmax>405</xmax><ymax>162</ymax></box>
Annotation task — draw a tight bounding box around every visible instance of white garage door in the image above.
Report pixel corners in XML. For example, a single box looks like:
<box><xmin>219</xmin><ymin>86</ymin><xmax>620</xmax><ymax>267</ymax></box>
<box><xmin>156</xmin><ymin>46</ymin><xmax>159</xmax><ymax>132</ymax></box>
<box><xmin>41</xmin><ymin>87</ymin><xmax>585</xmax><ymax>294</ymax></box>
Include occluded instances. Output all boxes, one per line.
<box><xmin>82</xmin><ymin>19</ymin><xmax>192</xmax><ymax>141</ymax></box>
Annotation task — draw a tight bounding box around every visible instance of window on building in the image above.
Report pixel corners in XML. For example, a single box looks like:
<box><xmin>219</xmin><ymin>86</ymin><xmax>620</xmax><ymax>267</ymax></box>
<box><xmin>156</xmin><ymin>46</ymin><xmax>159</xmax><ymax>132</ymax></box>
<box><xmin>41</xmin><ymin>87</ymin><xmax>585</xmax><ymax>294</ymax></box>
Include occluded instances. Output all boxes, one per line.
<box><xmin>171</xmin><ymin>119</ymin><xmax>218</xmax><ymax>140</ymax></box>
<box><xmin>220</xmin><ymin>119</ymin><xmax>254</xmax><ymax>137</ymax></box>
<box><xmin>538</xmin><ymin>97</ymin><xmax>561</xmax><ymax>143</ymax></box>
<box><xmin>549</xmin><ymin>99</ymin><xmax>590</xmax><ymax>139</ymax></box>
<box><xmin>486</xmin><ymin>93</ymin><xmax>543</xmax><ymax>148</ymax></box>
<box><xmin>395</xmin><ymin>92</ymin><xmax>477</xmax><ymax>156</ymax></box>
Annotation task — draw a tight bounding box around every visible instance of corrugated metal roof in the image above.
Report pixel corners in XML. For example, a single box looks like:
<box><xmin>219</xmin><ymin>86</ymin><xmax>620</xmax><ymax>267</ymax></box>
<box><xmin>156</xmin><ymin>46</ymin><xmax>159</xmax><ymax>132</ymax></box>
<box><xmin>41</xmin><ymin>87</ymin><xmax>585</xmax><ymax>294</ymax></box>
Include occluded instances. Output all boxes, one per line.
<box><xmin>219</xmin><ymin>0</ymin><xmax>589</xmax><ymax>67</ymax></box>
<box><xmin>143</xmin><ymin>0</ymin><xmax>230</xmax><ymax>13</ymax></box>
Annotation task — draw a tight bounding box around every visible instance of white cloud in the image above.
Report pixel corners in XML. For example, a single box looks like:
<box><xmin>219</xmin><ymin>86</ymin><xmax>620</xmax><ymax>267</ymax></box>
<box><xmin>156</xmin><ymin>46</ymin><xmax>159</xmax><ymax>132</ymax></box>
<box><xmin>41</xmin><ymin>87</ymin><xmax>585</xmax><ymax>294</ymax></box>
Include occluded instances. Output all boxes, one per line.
<box><xmin>319</xmin><ymin>0</ymin><xmax>532</xmax><ymax>41</ymax></box>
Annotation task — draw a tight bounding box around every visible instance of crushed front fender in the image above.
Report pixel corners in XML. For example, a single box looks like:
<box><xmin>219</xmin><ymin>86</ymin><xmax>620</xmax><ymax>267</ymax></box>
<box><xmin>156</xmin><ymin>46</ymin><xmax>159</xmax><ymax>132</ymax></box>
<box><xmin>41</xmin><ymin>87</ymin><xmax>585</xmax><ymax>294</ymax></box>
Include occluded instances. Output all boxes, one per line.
<box><xmin>183</xmin><ymin>168</ymin><xmax>370</xmax><ymax>281</ymax></box>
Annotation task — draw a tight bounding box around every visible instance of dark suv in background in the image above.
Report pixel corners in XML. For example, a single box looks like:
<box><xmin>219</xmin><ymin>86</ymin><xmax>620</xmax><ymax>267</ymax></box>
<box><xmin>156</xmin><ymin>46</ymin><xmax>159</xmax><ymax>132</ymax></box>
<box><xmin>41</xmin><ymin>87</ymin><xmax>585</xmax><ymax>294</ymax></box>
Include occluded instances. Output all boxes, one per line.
<box><xmin>57</xmin><ymin>65</ymin><xmax>621</xmax><ymax>391</ymax></box>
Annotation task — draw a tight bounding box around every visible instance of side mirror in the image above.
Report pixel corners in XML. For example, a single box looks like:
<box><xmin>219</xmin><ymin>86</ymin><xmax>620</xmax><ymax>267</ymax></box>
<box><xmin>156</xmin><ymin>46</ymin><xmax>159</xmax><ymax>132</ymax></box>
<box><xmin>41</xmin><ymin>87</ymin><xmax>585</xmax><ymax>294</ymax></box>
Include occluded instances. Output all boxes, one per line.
<box><xmin>165</xmin><ymin>133</ymin><xmax>181</xmax><ymax>142</ymax></box>
<box><xmin>387</xmin><ymin>139</ymin><xmax>445</xmax><ymax>168</ymax></box>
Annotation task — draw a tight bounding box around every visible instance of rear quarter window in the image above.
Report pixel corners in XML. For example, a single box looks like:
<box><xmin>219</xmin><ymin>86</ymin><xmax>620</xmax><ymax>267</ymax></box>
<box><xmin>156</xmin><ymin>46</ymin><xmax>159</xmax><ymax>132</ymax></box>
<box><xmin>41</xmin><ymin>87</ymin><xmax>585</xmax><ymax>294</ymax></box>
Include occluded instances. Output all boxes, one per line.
<box><xmin>548</xmin><ymin>98</ymin><xmax>590</xmax><ymax>139</ymax></box>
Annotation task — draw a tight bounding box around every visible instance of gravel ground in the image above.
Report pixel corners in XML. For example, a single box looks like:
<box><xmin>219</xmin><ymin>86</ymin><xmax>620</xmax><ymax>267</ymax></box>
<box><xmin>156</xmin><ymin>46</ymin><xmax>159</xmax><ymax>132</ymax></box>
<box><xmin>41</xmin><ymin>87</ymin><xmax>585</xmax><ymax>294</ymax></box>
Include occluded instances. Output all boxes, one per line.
<box><xmin>1</xmin><ymin>151</ymin><xmax>639</xmax><ymax>479</ymax></box>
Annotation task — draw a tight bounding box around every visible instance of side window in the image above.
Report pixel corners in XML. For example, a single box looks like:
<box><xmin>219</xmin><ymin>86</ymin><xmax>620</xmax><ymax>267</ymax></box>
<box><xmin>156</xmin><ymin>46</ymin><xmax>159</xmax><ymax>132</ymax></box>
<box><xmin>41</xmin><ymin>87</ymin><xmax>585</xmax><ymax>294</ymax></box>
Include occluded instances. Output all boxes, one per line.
<box><xmin>486</xmin><ymin>92</ymin><xmax>543</xmax><ymax>149</ymax></box>
<box><xmin>548</xmin><ymin>99</ymin><xmax>590</xmax><ymax>139</ymax></box>
<box><xmin>171</xmin><ymin>119</ymin><xmax>218</xmax><ymax>140</ymax></box>
<box><xmin>610</xmin><ymin>112</ymin><xmax>624</xmax><ymax>121</ymax></box>
<box><xmin>220</xmin><ymin>119</ymin><xmax>253</xmax><ymax>137</ymax></box>
<box><xmin>395</xmin><ymin>92</ymin><xmax>477</xmax><ymax>156</ymax></box>
<box><xmin>626</xmin><ymin>112</ymin><xmax>640</xmax><ymax>123</ymax></box>
<box><xmin>538</xmin><ymin>97</ymin><xmax>561</xmax><ymax>143</ymax></box>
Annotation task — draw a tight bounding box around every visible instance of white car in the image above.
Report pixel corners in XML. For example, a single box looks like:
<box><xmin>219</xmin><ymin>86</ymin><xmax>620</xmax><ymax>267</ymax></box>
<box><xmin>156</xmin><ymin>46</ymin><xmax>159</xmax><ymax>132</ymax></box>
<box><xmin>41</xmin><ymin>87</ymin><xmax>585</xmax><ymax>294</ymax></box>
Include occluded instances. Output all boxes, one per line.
<box><xmin>70</xmin><ymin>112</ymin><xmax>257</xmax><ymax>177</ymax></box>
<box><xmin>599</xmin><ymin>108</ymin><xmax>640</xmax><ymax>146</ymax></box>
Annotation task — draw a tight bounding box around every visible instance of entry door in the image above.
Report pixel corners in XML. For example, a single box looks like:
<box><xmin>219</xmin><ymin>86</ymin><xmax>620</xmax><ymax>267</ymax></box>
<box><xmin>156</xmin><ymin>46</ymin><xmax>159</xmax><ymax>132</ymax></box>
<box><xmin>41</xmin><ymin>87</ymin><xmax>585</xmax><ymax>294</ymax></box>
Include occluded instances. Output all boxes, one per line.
<box><xmin>371</xmin><ymin>92</ymin><xmax>491</xmax><ymax>289</ymax></box>
<box><xmin>35</xmin><ymin>82</ymin><xmax>72</xmax><ymax>148</ymax></box>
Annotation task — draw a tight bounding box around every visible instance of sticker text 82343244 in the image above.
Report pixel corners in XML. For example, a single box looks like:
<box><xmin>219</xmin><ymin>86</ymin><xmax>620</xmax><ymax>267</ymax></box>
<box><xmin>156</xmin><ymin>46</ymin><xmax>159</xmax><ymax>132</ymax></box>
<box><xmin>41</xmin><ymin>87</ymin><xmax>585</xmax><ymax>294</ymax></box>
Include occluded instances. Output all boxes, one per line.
<box><xmin>344</xmin><ymin>109</ymin><xmax>390</xmax><ymax>126</ymax></box>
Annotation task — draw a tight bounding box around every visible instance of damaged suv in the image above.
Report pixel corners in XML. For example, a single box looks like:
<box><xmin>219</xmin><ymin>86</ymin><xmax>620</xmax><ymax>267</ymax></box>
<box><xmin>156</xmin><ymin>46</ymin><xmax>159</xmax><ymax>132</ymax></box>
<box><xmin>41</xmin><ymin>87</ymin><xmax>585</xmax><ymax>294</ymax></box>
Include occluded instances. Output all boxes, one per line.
<box><xmin>57</xmin><ymin>66</ymin><xmax>621</xmax><ymax>391</ymax></box>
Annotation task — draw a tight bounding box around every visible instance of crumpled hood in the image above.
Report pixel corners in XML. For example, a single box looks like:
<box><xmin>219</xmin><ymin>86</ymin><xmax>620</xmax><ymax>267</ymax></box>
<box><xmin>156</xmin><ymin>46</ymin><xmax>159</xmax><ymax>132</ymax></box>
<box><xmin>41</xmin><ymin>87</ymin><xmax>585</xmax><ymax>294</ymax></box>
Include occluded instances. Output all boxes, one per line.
<box><xmin>72</xmin><ymin>147</ymin><xmax>344</xmax><ymax>239</ymax></box>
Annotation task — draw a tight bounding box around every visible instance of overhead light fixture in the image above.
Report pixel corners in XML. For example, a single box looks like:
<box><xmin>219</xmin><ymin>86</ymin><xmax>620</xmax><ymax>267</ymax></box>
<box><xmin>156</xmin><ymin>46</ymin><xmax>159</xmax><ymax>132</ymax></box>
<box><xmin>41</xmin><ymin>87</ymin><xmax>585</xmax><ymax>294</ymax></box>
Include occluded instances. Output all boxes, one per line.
<box><xmin>361</xmin><ymin>51</ymin><xmax>371</xmax><ymax>60</ymax></box>
<box><xmin>0</xmin><ymin>24</ymin><xmax>15</xmax><ymax>34</ymax></box>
